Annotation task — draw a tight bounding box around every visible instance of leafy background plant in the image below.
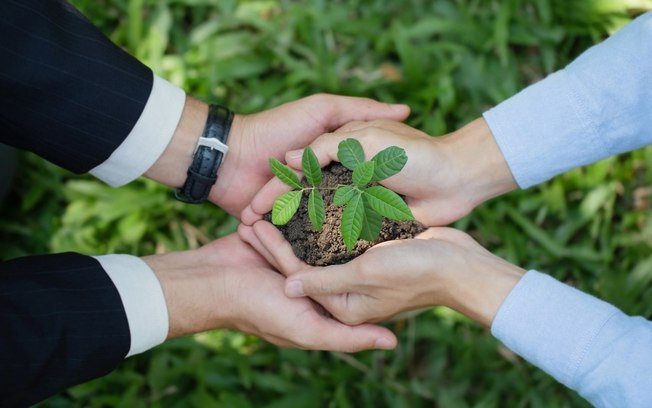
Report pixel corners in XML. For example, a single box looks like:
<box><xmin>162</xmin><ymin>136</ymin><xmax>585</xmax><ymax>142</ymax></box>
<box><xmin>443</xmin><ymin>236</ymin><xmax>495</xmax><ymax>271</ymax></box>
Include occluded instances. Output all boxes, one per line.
<box><xmin>271</xmin><ymin>140</ymin><xmax>413</xmax><ymax>250</ymax></box>
<box><xmin>0</xmin><ymin>0</ymin><xmax>651</xmax><ymax>406</ymax></box>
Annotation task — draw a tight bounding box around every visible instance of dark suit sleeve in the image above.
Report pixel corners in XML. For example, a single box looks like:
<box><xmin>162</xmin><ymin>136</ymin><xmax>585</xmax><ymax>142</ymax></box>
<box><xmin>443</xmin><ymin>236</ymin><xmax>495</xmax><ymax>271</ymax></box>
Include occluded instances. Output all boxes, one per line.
<box><xmin>0</xmin><ymin>0</ymin><xmax>153</xmax><ymax>173</ymax></box>
<box><xmin>0</xmin><ymin>253</ymin><xmax>130</xmax><ymax>407</ymax></box>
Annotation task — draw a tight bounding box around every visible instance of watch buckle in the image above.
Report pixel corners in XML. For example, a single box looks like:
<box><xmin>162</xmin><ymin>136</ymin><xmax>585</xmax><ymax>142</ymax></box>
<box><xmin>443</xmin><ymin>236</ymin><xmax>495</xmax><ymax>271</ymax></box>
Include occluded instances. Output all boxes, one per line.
<box><xmin>196</xmin><ymin>136</ymin><xmax>229</xmax><ymax>154</ymax></box>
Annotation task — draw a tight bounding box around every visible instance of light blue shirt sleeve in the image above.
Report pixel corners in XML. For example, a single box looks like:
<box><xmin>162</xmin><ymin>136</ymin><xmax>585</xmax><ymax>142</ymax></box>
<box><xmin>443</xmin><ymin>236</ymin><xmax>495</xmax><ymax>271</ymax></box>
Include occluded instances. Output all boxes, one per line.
<box><xmin>483</xmin><ymin>11</ymin><xmax>652</xmax><ymax>188</ymax></box>
<box><xmin>491</xmin><ymin>271</ymin><xmax>652</xmax><ymax>407</ymax></box>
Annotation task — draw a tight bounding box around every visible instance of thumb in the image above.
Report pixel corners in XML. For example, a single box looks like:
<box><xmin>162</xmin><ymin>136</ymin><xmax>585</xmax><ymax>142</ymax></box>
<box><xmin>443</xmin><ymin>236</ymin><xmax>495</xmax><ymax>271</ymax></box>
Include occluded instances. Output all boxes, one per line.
<box><xmin>285</xmin><ymin>263</ymin><xmax>359</xmax><ymax>298</ymax></box>
<box><xmin>312</xmin><ymin>94</ymin><xmax>410</xmax><ymax>131</ymax></box>
<box><xmin>285</xmin><ymin>131</ymin><xmax>345</xmax><ymax>170</ymax></box>
<box><xmin>316</xmin><ymin>321</ymin><xmax>398</xmax><ymax>352</ymax></box>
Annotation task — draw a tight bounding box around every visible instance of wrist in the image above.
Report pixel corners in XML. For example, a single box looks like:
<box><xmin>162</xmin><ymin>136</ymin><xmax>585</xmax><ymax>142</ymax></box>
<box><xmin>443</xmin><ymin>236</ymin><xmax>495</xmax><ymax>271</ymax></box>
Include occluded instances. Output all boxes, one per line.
<box><xmin>441</xmin><ymin>117</ymin><xmax>517</xmax><ymax>208</ymax></box>
<box><xmin>446</xmin><ymin>253</ymin><xmax>525</xmax><ymax>327</ymax></box>
<box><xmin>207</xmin><ymin>114</ymin><xmax>246</xmax><ymax>210</ymax></box>
<box><xmin>144</xmin><ymin>96</ymin><xmax>209</xmax><ymax>188</ymax></box>
<box><xmin>142</xmin><ymin>246</ymin><xmax>229</xmax><ymax>339</ymax></box>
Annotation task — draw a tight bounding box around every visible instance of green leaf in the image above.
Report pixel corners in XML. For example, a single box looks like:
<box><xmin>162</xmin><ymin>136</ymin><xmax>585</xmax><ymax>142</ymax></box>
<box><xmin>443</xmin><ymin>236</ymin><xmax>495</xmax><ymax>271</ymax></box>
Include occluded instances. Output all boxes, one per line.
<box><xmin>308</xmin><ymin>189</ymin><xmax>324</xmax><ymax>231</ymax></box>
<box><xmin>302</xmin><ymin>147</ymin><xmax>322</xmax><ymax>187</ymax></box>
<box><xmin>359</xmin><ymin>197</ymin><xmax>383</xmax><ymax>241</ymax></box>
<box><xmin>269</xmin><ymin>158</ymin><xmax>302</xmax><ymax>189</ymax></box>
<box><xmin>363</xmin><ymin>186</ymin><xmax>414</xmax><ymax>221</ymax></box>
<box><xmin>341</xmin><ymin>190</ymin><xmax>364</xmax><ymax>251</ymax></box>
<box><xmin>371</xmin><ymin>146</ymin><xmax>408</xmax><ymax>181</ymax></box>
<box><xmin>338</xmin><ymin>139</ymin><xmax>365</xmax><ymax>170</ymax></box>
<box><xmin>272</xmin><ymin>190</ymin><xmax>302</xmax><ymax>225</ymax></box>
<box><xmin>352</xmin><ymin>161</ymin><xmax>375</xmax><ymax>188</ymax></box>
<box><xmin>333</xmin><ymin>185</ymin><xmax>356</xmax><ymax>206</ymax></box>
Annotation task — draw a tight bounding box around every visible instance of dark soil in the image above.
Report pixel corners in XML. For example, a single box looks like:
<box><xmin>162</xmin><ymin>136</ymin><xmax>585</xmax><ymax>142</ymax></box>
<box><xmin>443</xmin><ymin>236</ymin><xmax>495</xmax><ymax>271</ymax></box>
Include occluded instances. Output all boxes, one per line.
<box><xmin>265</xmin><ymin>163</ymin><xmax>426</xmax><ymax>266</ymax></box>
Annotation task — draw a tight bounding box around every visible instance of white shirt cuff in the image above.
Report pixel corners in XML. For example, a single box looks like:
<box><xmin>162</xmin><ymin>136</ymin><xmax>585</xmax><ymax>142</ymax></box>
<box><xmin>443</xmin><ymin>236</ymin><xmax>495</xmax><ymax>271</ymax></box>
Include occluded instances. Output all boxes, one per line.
<box><xmin>490</xmin><ymin>271</ymin><xmax>618</xmax><ymax>387</ymax></box>
<box><xmin>90</xmin><ymin>75</ymin><xmax>186</xmax><ymax>187</ymax></box>
<box><xmin>482</xmin><ymin>70</ymin><xmax>606</xmax><ymax>189</ymax></box>
<box><xmin>94</xmin><ymin>254</ymin><xmax>169</xmax><ymax>357</ymax></box>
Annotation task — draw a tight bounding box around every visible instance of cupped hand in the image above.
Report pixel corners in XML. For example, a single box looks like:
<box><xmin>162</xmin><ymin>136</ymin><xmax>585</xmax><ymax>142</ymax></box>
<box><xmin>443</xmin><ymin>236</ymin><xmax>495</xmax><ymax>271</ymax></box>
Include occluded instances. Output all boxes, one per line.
<box><xmin>188</xmin><ymin>234</ymin><xmax>396</xmax><ymax>352</ymax></box>
<box><xmin>211</xmin><ymin>94</ymin><xmax>409</xmax><ymax>216</ymax></box>
<box><xmin>239</xmin><ymin>221</ymin><xmax>524</xmax><ymax>328</ymax></box>
<box><xmin>241</xmin><ymin>118</ymin><xmax>517</xmax><ymax>226</ymax></box>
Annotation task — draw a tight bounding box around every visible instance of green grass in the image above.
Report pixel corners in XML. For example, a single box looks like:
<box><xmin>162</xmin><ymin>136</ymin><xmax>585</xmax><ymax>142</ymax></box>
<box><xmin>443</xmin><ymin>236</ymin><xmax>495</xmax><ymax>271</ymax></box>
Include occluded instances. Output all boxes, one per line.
<box><xmin>1</xmin><ymin>0</ymin><xmax>651</xmax><ymax>406</ymax></box>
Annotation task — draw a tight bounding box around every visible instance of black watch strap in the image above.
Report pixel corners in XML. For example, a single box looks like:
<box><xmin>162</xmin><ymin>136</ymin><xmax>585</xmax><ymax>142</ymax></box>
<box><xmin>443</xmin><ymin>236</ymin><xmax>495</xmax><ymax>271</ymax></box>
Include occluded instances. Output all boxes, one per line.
<box><xmin>175</xmin><ymin>104</ymin><xmax>234</xmax><ymax>204</ymax></box>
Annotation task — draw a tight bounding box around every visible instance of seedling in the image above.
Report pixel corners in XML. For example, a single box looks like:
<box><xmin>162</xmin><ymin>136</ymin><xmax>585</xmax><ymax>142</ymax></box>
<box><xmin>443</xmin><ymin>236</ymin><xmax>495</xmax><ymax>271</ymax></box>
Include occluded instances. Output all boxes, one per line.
<box><xmin>269</xmin><ymin>139</ymin><xmax>414</xmax><ymax>251</ymax></box>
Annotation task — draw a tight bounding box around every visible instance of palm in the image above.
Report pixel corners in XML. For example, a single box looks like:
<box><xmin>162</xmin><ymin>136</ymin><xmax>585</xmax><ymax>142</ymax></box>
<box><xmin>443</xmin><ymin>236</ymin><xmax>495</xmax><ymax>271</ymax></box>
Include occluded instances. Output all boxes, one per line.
<box><xmin>201</xmin><ymin>234</ymin><xmax>396</xmax><ymax>351</ymax></box>
<box><xmin>240</xmin><ymin>222</ymin><xmax>472</xmax><ymax>326</ymax></box>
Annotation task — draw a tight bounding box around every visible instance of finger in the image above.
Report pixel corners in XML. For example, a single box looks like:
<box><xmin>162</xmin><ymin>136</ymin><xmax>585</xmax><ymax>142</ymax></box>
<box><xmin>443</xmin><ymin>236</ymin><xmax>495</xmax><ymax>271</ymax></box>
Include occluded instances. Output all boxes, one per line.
<box><xmin>249</xmin><ymin>176</ymin><xmax>297</xmax><ymax>222</ymax></box>
<box><xmin>240</xmin><ymin>205</ymin><xmax>261</xmax><ymax>226</ymax></box>
<box><xmin>284</xmin><ymin>262</ymin><xmax>360</xmax><ymax>298</ymax></box>
<box><xmin>307</xmin><ymin>320</ymin><xmax>398</xmax><ymax>352</ymax></box>
<box><xmin>334</xmin><ymin>120</ymin><xmax>370</xmax><ymax>133</ymax></box>
<box><xmin>237</xmin><ymin>224</ymin><xmax>281</xmax><ymax>270</ymax></box>
<box><xmin>413</xmin><ymin>227</ymin><xmax>448</xmax><ymax>240</ymax></box>
<box><xmin>252</xmin><ymin>220</ymin><xmax>306</xmax><ymax>276</ymax></box>
<box><xmin>414</xmin><ymin>226</ymin><xmax>476</xmax><ymax>247</ymax></box>
<box><xmin>285</xmin><ymin>131</ymin><xmax>351</xmax><ymax>169</ymax></box>
<box><xmin>286</xmin><ymin>121</ymin><xmax>416</xmax><ymax>170</ymax></box>
<box><xmin>313</xmin><ymin>94</ymin><xmax>410</xmax><ymax>131</ymax></box>
<box><xmin>335</xmin><ymin>119</ymin><xmax>414</xmax><ymax>135</ymax></box>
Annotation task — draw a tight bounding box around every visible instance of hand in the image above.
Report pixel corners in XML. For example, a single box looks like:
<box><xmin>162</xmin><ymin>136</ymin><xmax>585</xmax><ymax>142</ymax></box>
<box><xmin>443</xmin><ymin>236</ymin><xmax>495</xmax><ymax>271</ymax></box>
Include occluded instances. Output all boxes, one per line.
<box><xmin>145</xmin><ymin>94</ymin><xmax>409</xmax><ymax>216</ymax></box>
<box><xmin>239</xmin><ymin>221</ymin><xmax>525</xmax><ymax>327</ymax></box>
<box><xmin>214</xmin><ymin>94</ymin><xmax>409</xmax><ymax>216</ymax></box>
<box><xmin>242</xmin><ymin>117</ymin><xmax>517</xmax><ymax>226</ymax></box>
<box><xmin>143</xmin><ymin>233</ymin><xmax>397</xmax><ymax>352</ymax></box>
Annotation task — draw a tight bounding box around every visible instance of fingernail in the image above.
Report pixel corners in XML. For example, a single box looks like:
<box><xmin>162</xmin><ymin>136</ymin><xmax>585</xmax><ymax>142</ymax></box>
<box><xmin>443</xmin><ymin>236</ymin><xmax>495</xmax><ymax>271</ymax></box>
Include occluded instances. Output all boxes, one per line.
<box><xmin>286</xmin><ymin>149</ymin><xmax>303</xmax><ymax>161</ymax></box>
<box><xmin>389</xmin><ymin>103</ymin><xmax>408</xmax><ymax>111</ymax></box>
<box><xmin>286</xmin><ymin>280</ymin><xmax>304</xmax><ymax>297</ymax></box>
<box><xmin>375</xmin><ymin>338</ymin><xmax>394</xmax><ymax>350</ymax></box>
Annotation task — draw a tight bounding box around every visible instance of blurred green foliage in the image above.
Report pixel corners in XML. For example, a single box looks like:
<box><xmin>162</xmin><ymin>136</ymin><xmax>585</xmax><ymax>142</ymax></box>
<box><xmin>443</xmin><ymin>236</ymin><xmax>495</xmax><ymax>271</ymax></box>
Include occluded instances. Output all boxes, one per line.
<box><xmin>0</xmin><ymin>0</ymin><xmax>651</xmax><ymax>406</ymax></box>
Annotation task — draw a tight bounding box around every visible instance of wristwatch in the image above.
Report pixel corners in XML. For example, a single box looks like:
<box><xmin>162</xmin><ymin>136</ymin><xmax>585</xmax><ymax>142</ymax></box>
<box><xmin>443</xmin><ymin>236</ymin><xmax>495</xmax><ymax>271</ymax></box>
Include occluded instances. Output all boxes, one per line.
<box><xmin>175</xmin><ymin>104</ymin><xmax>234</xmax><ymax>204</ymax></box>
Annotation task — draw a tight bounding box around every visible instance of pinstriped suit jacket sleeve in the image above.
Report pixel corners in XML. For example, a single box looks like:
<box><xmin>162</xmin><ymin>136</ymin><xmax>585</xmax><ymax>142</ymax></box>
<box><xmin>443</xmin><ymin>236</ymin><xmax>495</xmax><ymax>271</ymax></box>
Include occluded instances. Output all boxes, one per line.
<box><xmin>0</xmin><ymin>254</ymin><xmax>131</xmax><ymax>407</ymax></box>
<box><xmin>0</xmin><ymin>1</ymin><xmax>154</xmax><ymax>406</ymax></box>
<box><xmin>0</xmin><ymin>0</ymin><xmax>153</xmax><ymax>173</ymax></box>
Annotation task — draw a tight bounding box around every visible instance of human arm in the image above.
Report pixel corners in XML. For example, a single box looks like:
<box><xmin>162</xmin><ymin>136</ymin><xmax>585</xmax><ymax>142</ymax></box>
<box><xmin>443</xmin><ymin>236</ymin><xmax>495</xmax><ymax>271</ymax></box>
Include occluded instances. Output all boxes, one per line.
<box><xmin>492</xmin><ymin>271</ymin><xmax>652</xmax><ymax>408</ymax></box>
<box><xmin>244</xmin><ymin>12</ymin><xmax>652</xmax><ymax>227</ymax></box>
<box><xmin>245</xmin><ymin>221</ymin><xmax>652</xmax><ymax>407</ymax></box>
<box><xmin>0</xmin><ymin>233</ymin><xmax>396</xmax><ymax>407</ymax></box>
<box><xmin>241</xmin><ymin>118</ymin><xmax>517</xmax><ymax>226</ymax></box>
<box><xmin>240</xmin><ymin>221</ymin><xmax>524</xmax><ymax>327</ymax></box>
<box><xmin>483</xmin><ymin>11</ymin><xmax>652</xmax><ymax>188</ymax></box>
<box><xmin>141</xmin><ymin>233</ymin><xmax>396</xmax><ymax>352</ymax></box>
<box><xmin>0</xmin><ymin>1</ymin><xmax>410</xmax><ymax>217</ymax></box>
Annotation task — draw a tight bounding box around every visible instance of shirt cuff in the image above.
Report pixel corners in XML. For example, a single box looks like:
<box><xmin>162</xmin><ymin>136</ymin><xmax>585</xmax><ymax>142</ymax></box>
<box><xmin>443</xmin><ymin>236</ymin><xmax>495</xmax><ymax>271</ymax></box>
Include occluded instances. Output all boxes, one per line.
<box><xmin>93</xmin><ymin>254</ymin><xmax>169</xmax><ymax>357</ymax></box>
<box><xmin>482</xmin><ymin>70</ymin><xmax>606</xmax><ymax>189</ymax></box>
<box><xmin>90</xmin><ymin>75</ymin><xmax>186</xmax><ymax>187</ymax></box>
<box><xmin>490</xmin><ymin>270</ymin><xmax>618</xmax><ymax>388</ymax></box>
<box><xmin>483</xmin><ymin>12</ymin><xmax>652</xmax><ymax>189</ymax></box>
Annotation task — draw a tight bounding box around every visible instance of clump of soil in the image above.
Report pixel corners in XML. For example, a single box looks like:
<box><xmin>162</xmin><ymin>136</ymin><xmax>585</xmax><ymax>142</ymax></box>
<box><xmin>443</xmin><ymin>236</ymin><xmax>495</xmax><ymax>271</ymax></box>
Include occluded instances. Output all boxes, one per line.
<box><xmin>265</xmin><ymin>163</ymin><xmax>426</xmax><ymax>266</ymax></box>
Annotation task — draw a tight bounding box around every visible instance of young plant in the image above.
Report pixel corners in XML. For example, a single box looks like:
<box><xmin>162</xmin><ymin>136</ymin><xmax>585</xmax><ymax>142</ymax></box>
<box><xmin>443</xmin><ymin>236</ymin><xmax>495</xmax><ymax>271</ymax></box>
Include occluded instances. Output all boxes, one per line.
<box><xmin>269</xmin><ymin>139</ymin><xmax>414</xmax><ymax>251</ymax></box>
